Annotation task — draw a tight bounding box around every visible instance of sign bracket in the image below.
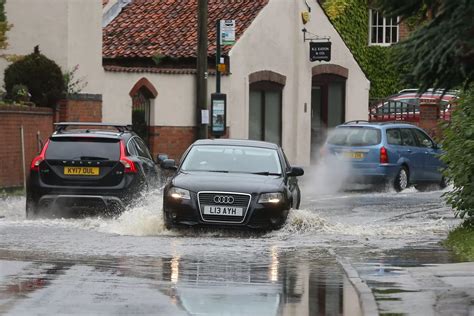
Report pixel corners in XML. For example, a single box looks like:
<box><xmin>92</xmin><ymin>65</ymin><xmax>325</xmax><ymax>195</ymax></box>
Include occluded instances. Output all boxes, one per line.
<box><xmin>302</xmin><ymin>28</ymin><xmax>330</xmax><ymax>42</ymax></box>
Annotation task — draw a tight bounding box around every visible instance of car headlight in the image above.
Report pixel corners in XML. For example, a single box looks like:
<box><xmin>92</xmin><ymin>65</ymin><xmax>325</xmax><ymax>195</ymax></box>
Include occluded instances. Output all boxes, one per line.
<box><xmin>258</xmin><ymin>192</ymin><xmax>284</xmax><ymax>204</ymax></box>
<box><xmin>168</xmin><ymin>187</ymin><xmax>191</xmax><ymax>200</ymax></box>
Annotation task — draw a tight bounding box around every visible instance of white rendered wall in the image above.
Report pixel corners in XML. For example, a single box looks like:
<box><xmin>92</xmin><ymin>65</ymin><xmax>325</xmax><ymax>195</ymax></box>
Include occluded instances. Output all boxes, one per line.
<box><xmin>226</xmin><ymin>0</ymin><xmax>370</xmax><ymax>164</ymax></box>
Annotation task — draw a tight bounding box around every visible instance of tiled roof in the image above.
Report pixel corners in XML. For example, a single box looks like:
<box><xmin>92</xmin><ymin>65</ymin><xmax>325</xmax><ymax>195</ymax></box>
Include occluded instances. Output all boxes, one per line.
<box><xmin>103</xmin><ymin>0</ymin><xmax>269</xmax><ymax>59</ymax></box>
<box><xmin>104</xmin><ymin>65</ymin><xmax>222</xmax><ymax>75</ymax></box>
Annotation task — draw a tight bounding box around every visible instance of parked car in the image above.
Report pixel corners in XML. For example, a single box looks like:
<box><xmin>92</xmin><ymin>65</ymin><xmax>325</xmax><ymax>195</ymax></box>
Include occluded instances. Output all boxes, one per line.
<box><xmin>161</xmin><ymin>139</ymin><xmax>304</xmax><ymax>230</ymax></box>
<box><xmin>26</xmin><ymin>122</ymin><xmax>159</xmax><ymax>218</ymax></box>
<box><xmin>322</xmin><ymin>121</ymin><xmax>447</xmax><ymax>192</ymax></box>
<box><xmin>370</xmin><ymin>89</ymin><xmax>458</xmax><ymax>122</ymax></box>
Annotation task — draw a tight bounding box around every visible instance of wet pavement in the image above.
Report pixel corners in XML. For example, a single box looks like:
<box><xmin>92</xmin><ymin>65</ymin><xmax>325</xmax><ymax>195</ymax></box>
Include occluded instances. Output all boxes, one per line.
<box><xmin>0</xmin><ymin>178</ymin><xmax>471</xmax><ymax>315</ymax></box>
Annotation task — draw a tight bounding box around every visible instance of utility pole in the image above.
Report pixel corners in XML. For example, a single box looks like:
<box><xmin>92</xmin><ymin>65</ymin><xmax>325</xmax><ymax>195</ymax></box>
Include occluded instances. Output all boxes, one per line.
<box><xmin>215</xmin><ymin>20</ymin><xmax>221</xmax><ymax>93</ymax></box>
<box><xmin>196</xmin><ymin>0</ymin><xmax>208</xmax><ymax>139</ymax></box>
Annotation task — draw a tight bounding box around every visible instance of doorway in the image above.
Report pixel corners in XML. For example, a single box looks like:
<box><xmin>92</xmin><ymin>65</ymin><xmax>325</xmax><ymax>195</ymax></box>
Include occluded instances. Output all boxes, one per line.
<box><xmin>311</xmin><ymin>74</ymin><xmax>346</xmax><ymax>162</ymax></box>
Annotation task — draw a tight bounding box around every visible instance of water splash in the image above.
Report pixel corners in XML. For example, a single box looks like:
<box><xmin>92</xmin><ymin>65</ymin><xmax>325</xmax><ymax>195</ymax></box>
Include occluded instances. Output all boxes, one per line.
<box><xmin>98</xmin><ymin>189</ymin><xmax>168</xmax><ymax>236</ymax></box>
<box><xmin>0</xmin><ymin>190</ymin><xmax>453</xmax><ymax>241</ymax></box>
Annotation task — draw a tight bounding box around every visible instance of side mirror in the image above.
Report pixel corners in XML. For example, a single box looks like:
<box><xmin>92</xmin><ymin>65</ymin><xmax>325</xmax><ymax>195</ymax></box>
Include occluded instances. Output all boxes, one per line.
<box><xmin>160</xmin><ymin>159</ymin><xmax>177</xmax><ymax>171</ymax></box>
<box><xmin>156</xmin><ymin>153</ymin><xmax>169</xmax><ymax>164</ymax></box>
<box><xmin>287</xmin><ymin>166</ymin><xmax>304</xmax><ymax>177</ymax></box>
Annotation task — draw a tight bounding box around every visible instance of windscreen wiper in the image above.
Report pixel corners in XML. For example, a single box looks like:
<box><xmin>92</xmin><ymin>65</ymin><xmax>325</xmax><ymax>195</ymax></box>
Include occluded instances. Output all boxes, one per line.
<box><xmin>252</xmin><ymin>171</ymin><xmax>281</xmax><ymax>176</ymax></box>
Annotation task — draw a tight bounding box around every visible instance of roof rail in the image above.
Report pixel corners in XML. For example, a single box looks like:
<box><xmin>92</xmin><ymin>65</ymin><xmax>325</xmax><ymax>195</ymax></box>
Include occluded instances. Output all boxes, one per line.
<box><xmin>343</xmin><ymin>120</ymin><xmax>370</xmax><ymax>125</ymax></box>
<box><xmin>54</xmin><ymin>122</ymin><xmax>133</xmax><ymax>133</ymax></box>
<box><xmin>378</xmin><ymin>121</ymin><xmax>416</xmax><ymax>125</ymax></box>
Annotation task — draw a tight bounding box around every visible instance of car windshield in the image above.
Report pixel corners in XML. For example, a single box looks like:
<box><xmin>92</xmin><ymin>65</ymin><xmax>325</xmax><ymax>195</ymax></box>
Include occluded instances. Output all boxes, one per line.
<box><xmin>180</xmin><ymin>145</ymin><xmax>282</xmax><ymax>175</ymax></box>
<box><xmin>327</xmin><ymin>127</ymin><xmax>381</xmax><ymax>146</ymax></box>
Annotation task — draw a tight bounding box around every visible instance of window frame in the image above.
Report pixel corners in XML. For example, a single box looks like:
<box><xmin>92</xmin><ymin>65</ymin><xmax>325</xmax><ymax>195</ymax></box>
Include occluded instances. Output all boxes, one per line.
<box><xmin>368</xmin><ymin>9</ymin><xmax>399</xmax><ymax>46</ymax></box>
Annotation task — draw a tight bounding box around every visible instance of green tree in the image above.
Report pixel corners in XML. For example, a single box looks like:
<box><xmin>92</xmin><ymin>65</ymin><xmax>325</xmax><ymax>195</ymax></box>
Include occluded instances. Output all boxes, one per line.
<box><xmin>4</xmin><ymin>46</ymin><xmax>65</xmax><ymax>107</ymax></box>
<box><xmin>441</xmin><ymin>88</ymin><xmax>474</xmax><ymax>220</ymax></box>
<box><xmin>375</xmin><ymin>0</ymin><xmax>474</xmax><ymax>219</ymax></box>
<box><xmin>375</xmin><ymin>0</ymin><xmax>474</xmax><ymax>92</ymax></box>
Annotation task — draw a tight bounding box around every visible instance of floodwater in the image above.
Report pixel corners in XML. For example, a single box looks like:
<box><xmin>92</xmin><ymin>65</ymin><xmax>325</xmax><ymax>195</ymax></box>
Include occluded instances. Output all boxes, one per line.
<box><xmin>0</xmin><ymin>179</ymin><xmax>462</xmax><ymax>315</ymax></box>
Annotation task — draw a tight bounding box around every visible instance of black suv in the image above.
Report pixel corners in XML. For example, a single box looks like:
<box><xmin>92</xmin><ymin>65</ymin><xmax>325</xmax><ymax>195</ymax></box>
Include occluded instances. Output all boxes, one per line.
<box><xmin>26</xmin><ymin>122</ymin><xmax>159</xmax><ymax>218</ymax></box>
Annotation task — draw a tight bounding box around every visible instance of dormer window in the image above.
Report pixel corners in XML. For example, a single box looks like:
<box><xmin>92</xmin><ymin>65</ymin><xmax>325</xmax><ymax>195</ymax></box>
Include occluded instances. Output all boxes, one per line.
<box><xmin>369</xmin><ymin>9</ymin><xmax>399</xmax><ymax>46</ymax></box>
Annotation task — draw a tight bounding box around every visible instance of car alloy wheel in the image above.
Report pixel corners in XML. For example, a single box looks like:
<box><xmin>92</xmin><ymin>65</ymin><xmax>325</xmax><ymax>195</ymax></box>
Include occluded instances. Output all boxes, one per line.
<box><xmin>394</xmin><ymin>167</ymin><xmax>408</xmax><ymax>192</ymax></box>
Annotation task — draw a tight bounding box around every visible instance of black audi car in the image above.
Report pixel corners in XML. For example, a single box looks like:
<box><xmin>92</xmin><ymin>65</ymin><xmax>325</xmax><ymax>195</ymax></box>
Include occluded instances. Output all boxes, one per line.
<box><xmin>161</xmin><ymin>139</ymin><xmax>304</xmax><ymax>230</ymax></box>
<box><xmin>26</xmin><ymin>122</ymin><xmax>159</xmax><ymax>218</ymax></box>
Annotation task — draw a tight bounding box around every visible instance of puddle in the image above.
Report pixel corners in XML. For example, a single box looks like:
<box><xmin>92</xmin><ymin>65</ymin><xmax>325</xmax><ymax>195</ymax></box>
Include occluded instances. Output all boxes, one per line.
<box><xmin>0</xmin><ymin>249</ymin><xmax>364</xmax><ymax>316</ymax></box>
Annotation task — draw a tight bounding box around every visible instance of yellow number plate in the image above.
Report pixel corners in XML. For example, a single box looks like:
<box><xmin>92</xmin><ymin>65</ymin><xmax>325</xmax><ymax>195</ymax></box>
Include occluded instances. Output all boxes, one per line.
<box><xmin>64</xmin><ymin>167</ymin><xmax>100</xmax><ymax>176</ymax></box>
<box><xmin>344</xmin><ymin>152</ymin><xmax>365</xmax><ymax>159</ymax></box>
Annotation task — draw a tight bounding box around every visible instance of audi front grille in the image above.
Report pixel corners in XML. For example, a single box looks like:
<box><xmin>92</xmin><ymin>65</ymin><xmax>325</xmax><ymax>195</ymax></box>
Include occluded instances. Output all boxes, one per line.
<box><xmin>197</xmin><ymin>191</ymin><xmax>251</xmax><ymax>223</ymax></box>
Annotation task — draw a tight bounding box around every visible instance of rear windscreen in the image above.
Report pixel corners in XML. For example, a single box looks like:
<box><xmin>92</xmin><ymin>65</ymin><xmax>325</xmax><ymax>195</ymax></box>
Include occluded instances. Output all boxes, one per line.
<box><xmin>327</xmin><ymin>127</ymin><xmax>381</xmax><ymax>146</ymax></box>
<box><xmin>46</xmin><ymin>137</ymin><xmax>120</xmax><ymax>160</ymax></box>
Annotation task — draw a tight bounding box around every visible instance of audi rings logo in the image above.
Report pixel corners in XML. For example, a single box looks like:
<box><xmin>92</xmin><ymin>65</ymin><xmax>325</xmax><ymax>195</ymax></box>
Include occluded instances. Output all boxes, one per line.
<box><xmin>213</xmin><ymin>195</ymin><xmax>234</xmax><ymax>204</ymax></box>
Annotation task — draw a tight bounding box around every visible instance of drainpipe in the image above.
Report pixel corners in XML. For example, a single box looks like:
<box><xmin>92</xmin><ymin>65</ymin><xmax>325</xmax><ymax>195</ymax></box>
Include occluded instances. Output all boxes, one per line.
<box><xmin>20</xmin><ymin>125</ymin><xmax>26</xmax><ymax>193</ymax></box>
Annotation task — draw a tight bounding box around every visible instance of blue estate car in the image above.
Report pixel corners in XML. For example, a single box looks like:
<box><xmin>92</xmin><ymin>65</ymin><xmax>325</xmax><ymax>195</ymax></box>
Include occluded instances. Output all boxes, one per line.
<box><xmin>323</xmin><ymin>121</ymin><xmax>447</xmax><ymax>191</ymax></box>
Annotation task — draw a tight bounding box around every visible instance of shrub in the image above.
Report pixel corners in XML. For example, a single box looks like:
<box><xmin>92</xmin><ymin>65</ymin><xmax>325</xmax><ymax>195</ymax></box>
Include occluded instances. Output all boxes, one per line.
<box><xmin>4</xmin><ymin>47</ymin><xmax>65</xmax><ymax>107</ymax></box>
<box><xmin>11</xmin><ymin>84</ymin><xmax>30</xmax><ymax>103</ymax></box>
<box><xmin>441</xmin><ymin>87</ymin><xmax>474</xmax><ymax>220</ymax></box>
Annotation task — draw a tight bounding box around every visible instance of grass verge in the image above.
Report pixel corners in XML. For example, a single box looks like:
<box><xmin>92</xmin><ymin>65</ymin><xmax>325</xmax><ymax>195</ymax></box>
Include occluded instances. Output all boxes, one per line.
<box><xmin>444</xmin><ymin>221</ymin><xmax>474</xmax><ymax>261</ymax></box>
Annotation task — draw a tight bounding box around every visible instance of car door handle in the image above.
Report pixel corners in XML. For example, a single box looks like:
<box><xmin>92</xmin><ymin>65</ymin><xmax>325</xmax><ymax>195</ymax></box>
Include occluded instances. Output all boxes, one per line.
<box><xmin>403</xmin><ymin>149</ymin><xmax>412</xmax><ymax>153</ymax></box>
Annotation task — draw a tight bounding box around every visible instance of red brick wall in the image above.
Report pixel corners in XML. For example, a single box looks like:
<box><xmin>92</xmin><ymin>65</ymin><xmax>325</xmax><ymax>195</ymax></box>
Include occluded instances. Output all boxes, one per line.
<box><xmin>0</xmin><ymin>105</ymin><xmax>53</xmax><ymax>188</ymax></box>
<box><xmin>148</xmin><ymin>126</ymin><xmax>198</xmax><ymax>161</ymax></box>
<box><xmin>418</xmin><ymin>103</ymin><xmax>441</xmax><ymax>140</ymax></box>
<box><xmin>148</xmin><ymin>126</ymin><xmax>230</xmax><ymax>161</ymax></box>
<box><xmin>56</xmin><ymin>96</ymin><xmax>102</xmax><ymax>123</ymax></box>
<box><xmin>399</xmin><ymin>21</ymin><xmax>410</xmax><ymax>41</ymax></box>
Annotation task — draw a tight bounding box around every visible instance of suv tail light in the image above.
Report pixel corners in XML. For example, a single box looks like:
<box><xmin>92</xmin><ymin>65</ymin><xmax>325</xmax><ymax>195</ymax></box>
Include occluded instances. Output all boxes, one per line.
<box><xmin>30</xmin><ymin>140</ymin><xmax>50</xmax><ymax>171</ymax></box>
<box><xmin>120</xmin><ymin>141</ymin><xmax>137</xmax><ymax>173</ymax></box>
<box><xmin>380</xmin><ymin>146</ymin><xmax>389</xmax><ymax>164</ymax></box>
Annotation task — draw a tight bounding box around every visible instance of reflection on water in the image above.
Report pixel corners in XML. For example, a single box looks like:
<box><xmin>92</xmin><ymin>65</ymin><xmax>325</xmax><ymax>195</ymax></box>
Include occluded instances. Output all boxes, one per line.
<box><xmin>0</xmin><ymin>248</ymin><xmax>362</xmax><ymax>315</ymax></box>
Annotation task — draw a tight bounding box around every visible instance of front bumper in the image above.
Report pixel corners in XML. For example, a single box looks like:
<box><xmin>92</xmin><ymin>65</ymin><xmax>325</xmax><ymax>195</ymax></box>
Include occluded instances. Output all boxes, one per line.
<box><xmin>163</xmin><ymin>192</ymin><xmax>290</xmax><ymax>229</ymax></box>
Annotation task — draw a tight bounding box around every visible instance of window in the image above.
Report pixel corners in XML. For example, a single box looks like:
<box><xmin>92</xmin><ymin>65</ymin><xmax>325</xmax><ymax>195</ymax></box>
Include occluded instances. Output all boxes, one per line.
<box><xmin>327</xmin><ymin>127</ymin><xmax>381</xmax><ymax>146</ymax></box>
<box><xmin>181</xmin><ymin>145</ymin><xmax>282</xmax><ymax>175</ymax></box>
<box><xmin>412</xmin><ymin>129</ymin><xmax>434</xmax><ymax>148</ymax></box>
<box><xmin>386</xmin><ymin>129</ymin><xmax>402</xmax><ymax>145</ymax></box>
<box><xmin>133</xmin><ymin>137</ymin><xmax>153</xmax><ymax>160</ymax></box>
<box><xmin>400</xmin><ymin>128</ymin><xmax>416</xmax><ymax>147</ymax></box>
<box><xmin>46</xmin><ymin>138</ymin><xmax>120</xmax><ymax>161</ymax></box>
<box><xmin>369</xmin><ymin>9</ymin><xmax>399</xmax><ymax>45</ymax></box>
<box><xmin>249</xmin><ymin>81</ymin><xmax>283</xmax><ymax>145</ymax></box>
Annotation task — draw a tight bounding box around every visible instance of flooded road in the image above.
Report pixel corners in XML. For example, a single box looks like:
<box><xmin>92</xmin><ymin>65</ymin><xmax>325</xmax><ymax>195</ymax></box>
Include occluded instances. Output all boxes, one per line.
<box><xmin>0</xmin><ymin>182</ymin><xmax>464</xmax><ymax>315</ymax></box>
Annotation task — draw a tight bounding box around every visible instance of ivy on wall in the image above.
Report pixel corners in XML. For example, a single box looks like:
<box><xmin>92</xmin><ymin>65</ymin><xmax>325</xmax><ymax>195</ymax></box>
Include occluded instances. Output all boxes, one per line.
<box><xmin>322</xmin><ymin>0</ymin><xmax>402</xmax><ymax>99</ymax></box>
<box><xmin>0</xmin><ymin>0</ymin><xmax>10</xmax><ymax>49</ymax></box>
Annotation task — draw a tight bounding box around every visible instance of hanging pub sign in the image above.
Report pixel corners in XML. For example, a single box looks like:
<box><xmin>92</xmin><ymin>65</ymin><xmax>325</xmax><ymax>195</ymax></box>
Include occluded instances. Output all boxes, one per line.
<box><xmin>210</xmin><ymin>93</ymin><xmax>226</xmax><ymax>137</ymax></box>
<box><xmin>310</xmin><ymin>41</ymin><xmax>331</xmax><ymax>62</ymax></box>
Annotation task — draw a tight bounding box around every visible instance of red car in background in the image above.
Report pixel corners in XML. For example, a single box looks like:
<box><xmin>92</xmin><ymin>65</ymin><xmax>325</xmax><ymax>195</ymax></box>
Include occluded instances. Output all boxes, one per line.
<box><xmin>370</xmin><ymin>89</ymin><xmax>459</xmax><ymax>122</ymax></box>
